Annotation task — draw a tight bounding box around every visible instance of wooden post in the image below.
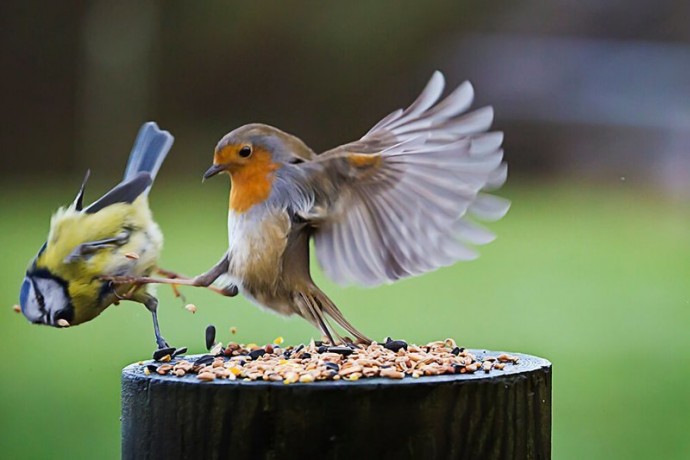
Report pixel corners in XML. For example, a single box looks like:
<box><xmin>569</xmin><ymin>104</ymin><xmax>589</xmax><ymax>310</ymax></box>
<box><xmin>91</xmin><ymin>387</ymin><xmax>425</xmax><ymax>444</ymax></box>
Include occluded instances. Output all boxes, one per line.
<box><xmin>122</xmin><ymin>350</ymin><xmax>551</xmax><ymax>460</ymax></box>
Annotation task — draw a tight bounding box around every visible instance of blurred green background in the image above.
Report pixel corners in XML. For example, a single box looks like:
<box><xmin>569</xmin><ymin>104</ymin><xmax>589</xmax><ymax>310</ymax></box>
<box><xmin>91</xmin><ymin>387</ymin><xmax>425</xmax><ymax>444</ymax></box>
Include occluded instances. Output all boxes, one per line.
<box><xmin>2</xmin><ymin>2</ymin><xmax>689</xmax><ymax>459</ymax></box>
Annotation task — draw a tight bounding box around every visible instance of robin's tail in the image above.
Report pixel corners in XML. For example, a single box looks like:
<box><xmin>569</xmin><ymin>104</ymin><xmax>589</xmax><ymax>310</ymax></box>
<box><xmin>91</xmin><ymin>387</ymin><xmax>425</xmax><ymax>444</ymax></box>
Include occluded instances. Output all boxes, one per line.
<box><xmin>295</xmin><ymin>287</ymin><xmax>371</xmax><ymax>345</ymax></box>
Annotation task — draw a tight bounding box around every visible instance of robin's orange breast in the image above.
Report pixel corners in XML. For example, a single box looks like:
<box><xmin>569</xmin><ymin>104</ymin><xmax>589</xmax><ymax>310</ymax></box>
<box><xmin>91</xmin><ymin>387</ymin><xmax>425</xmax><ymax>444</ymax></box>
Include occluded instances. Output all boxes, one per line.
<box><xmin>229</xmin><ymin>148</ymin><xmax>281</xmax><ymax>213</ymax></box>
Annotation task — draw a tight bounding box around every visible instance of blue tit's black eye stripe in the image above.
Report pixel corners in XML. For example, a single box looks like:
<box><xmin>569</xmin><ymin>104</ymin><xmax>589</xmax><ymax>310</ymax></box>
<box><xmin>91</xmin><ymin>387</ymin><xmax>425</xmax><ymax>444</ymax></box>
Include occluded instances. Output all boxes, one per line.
<box><xmin>24</xmin><ymin>270</ymin><xmax>75</xmax><ymax>325</ymax></box>
<box><xmin>27</xmin><ymin>277</ymin><xmax>45</xmax><ymax>309</ymax></box>
<box><xmin>26</xmin><ymin>269</ymin><xmax>70</xmax><ymax>310</ymax></box>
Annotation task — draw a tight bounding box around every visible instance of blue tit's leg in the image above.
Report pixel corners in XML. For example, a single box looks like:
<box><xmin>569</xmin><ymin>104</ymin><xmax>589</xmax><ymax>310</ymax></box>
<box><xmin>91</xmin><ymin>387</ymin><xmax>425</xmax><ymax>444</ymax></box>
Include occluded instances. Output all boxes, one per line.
<box><xmin>132</xmin><ymin>291</ymin><xmax>169</xmax><ymax>349</ymax></box>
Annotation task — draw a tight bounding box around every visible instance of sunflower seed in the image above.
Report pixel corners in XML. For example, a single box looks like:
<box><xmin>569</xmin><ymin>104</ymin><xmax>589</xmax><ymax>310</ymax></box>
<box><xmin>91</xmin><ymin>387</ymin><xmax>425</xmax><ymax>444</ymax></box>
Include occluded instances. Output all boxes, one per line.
<box><xmin>205</xmin><ymin>325</ymin><xmax>216</xmax><ymax>350</ymax></box>
<box><xmin>384</xmin><ymin>340</ymin><xmax>408</xmax><ymax>352</ymax></box>
<box><xmin>327</xmin><ymin>346</ymin><xmax>354</xmax><ymax>356</ymax></box>
<box><xmin>194</xmin><ymin>355</ymin><xmax>215</xmax><ymax>367</ymax></box>
<box><xmin>324</xmin><ymin>362</ymin><xmax>340</xmax><ymax>372</ymax></box>
<box><xmin>153</xmin><ymin>347</ymin><xmax>176</xmax><ymax>361</ymax></box>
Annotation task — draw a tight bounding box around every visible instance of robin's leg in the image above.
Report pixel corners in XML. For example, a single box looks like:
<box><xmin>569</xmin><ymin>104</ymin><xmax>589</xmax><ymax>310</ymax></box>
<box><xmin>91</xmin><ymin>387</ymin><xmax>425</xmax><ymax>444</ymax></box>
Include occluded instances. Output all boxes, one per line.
<box><xmin>156</xmin><ymin>267</ymin><xmax>238</xmax><ymax>297</ymax></box>
<box><xmin>312</xmin><ymin>288</ymin><xmax>371</xmax><ymax>344</ymax></box>
<box><xmin>189</xmin><ymin>252</ymin><xmax>231</xmax><ymax>288</ymax></box>
<box><xmin>295</xmin><ymin>207</ymin><xmax>328</xmax><ymax>226</ymax></box>
<box><xmin>296</xmin><ymin>291</ymin><xmax>341</xmax><ymax>345</ymax></box>
<box><xmin>103</xmin><ymin>253</ymin><xmax>238</xmax><ymax>297</ymax></box>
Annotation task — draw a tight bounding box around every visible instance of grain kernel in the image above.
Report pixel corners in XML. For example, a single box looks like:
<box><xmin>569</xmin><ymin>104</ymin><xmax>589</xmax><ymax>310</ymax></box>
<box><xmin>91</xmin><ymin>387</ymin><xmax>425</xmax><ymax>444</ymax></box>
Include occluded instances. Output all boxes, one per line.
<box><xmin>197</xmin><ymin>372</ymin><xmax>216</xmax><ymax>381</ymax></box>
<box><xmin>380</xmin><ymin>368</ymin><xmax>405</xmax><ymax>379</ymax></box>
<box><xmin>299</xmin><ymin>374</ymin><xmax>315</xmax><ymax>383</ymax></box>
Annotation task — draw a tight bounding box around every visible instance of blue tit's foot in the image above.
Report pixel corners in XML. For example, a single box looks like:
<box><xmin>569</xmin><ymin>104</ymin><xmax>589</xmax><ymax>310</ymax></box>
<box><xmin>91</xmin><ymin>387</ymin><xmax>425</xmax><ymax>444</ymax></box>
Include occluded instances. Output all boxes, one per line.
<box><xmin>153</xmin><ymin>346</ymin><xmax>174</xmax><ymax>361</ymax></box>
<box><xmin>152</xmin><ymin>346</ymin><xmax>188</xmax><ymax>361</ymax></box>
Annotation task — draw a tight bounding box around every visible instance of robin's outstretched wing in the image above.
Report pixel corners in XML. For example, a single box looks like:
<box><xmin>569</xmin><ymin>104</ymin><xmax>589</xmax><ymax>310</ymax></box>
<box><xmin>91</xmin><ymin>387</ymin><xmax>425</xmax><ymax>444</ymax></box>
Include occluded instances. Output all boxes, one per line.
<box><xmin>307</xmin><ymin>71</ymin><xmax>509</xmax><ymax>287</ymax></box>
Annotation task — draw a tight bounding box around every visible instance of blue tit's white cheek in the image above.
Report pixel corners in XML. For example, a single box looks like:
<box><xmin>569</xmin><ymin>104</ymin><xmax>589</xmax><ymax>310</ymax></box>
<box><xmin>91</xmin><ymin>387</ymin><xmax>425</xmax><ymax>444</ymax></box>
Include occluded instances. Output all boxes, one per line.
<box><xmin>32</xmin><ymin>277</ymin><xmax>73</xmax><ymax>325</ymax></box>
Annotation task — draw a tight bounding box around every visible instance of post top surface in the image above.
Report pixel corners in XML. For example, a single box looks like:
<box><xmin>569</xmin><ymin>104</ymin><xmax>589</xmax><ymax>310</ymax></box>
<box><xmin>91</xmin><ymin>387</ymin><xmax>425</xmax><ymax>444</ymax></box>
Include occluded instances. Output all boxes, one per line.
<box><xmin>123</xmin><ymin>349</ymin><xmax>551</xmax><ymax>389</ymax></box>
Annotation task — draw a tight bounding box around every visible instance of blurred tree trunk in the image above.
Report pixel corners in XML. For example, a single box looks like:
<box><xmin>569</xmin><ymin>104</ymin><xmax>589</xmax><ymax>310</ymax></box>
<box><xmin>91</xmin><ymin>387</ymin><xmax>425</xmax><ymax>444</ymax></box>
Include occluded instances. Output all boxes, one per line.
<box><xmin>76</xmin><ymin>0</ymin><xmax>161</xmax><ymax>175</ymax></box>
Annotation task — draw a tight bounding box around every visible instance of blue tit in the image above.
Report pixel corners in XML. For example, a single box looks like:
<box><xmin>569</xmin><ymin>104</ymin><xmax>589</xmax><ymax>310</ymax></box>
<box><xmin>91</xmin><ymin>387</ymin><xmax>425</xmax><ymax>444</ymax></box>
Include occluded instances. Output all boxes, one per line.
<box><xmin>19</xmin><ymin>122</ymin><xmax>176</xmax><ymax>351</ymax></box>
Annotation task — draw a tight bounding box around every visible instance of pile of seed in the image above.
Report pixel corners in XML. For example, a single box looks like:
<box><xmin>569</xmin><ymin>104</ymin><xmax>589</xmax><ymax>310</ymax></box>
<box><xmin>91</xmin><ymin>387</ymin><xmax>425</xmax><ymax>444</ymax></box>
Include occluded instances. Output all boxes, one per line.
<box><xmin>144</xmin><ymin>337</ymin><xmax>519</xmax><ymax>383</ymax></box>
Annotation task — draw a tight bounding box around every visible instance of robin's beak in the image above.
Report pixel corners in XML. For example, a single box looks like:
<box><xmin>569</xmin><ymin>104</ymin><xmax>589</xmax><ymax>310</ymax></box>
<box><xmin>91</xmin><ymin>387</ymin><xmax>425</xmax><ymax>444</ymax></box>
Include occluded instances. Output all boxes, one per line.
<box><xmin>203</xmin><ymin>164</ymin><xmax>227</xmax><ymax>181</ymax></box>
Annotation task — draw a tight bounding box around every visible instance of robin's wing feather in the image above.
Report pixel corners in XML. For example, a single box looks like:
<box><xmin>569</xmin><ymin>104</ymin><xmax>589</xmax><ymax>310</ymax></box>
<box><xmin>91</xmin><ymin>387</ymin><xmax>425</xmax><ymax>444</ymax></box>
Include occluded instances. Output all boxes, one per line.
<box><xmin>308</xmin><ymin>71</ymin><xmax>509</xmax><ymax>287</ymax></box>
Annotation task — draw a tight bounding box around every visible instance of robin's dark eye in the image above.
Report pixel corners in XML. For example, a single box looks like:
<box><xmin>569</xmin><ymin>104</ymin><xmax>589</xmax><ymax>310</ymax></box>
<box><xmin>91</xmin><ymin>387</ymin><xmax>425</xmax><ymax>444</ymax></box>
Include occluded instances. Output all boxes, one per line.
<box><xmin>239</xmin><ymin>146</ymin><xmax>252</xmax><ymax>158</ymax></box>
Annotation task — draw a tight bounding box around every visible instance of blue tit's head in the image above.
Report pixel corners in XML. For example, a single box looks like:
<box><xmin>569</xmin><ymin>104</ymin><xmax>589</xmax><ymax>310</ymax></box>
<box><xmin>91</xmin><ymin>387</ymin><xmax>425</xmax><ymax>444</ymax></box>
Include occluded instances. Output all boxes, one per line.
<box><xmin>19</xmin><ymin>271</ymin><xmax>74</xmax><ymax>328</ymax></box>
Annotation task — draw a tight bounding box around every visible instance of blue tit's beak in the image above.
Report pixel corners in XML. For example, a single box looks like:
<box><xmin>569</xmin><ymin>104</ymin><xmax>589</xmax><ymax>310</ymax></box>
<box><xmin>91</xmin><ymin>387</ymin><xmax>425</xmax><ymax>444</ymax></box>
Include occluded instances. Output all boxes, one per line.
<box><xmin>203</xmin><ymin>164</ymin><xmax>226</xmax><ymax>181</ymax></box>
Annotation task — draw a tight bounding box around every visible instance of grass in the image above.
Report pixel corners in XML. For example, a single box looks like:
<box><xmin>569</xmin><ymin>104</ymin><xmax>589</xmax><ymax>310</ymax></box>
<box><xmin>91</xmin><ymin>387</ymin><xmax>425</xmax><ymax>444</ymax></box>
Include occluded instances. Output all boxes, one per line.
<box><xmin>0</xmin><ymin>177</ymin><xmax>688</xmax><ymax>459</ymax></box>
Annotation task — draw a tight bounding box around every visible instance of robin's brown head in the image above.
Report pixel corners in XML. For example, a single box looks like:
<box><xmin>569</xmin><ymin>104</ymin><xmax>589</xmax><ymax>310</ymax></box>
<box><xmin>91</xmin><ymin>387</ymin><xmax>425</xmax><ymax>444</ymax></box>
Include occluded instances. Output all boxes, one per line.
<box><xmin>203</xmin><ymin>124</ymin><xmax>314</xmax><ymax>180</ymax></box>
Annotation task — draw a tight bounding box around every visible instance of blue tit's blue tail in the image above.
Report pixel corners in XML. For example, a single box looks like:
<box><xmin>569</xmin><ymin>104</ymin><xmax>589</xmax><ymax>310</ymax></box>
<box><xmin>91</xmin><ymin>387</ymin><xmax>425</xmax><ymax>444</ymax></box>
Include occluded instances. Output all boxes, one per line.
<box><xmin>123</xmin><ymin>122</ymin><xmax>174</xmax><ymax>188</ymax></box>
<box><xmin>79</xmin><ymin>122</ymin><xmax>173</xmax><ymax>214</ymax></box>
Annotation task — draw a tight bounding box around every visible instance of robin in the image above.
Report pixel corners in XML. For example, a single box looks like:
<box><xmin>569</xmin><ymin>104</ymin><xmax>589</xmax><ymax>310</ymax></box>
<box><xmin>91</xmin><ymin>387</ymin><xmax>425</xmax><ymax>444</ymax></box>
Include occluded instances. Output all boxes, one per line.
<box><xmin>116</xmin><ymin>71</ymin><xmax>510</xmax><ymax>344</ymax></box>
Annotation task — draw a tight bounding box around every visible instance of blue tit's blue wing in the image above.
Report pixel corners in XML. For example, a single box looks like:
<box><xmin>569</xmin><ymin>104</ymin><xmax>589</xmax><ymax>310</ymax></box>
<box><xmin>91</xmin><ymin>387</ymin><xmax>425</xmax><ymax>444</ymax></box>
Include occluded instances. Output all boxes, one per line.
<box><xmin>123</xmin><ymin>122</ymin><xmax>174</xmax><ymax>185</ymax></box>
<box><xmin>84</xmin><ymin>172</ymin><xmax>152</xmax><ymax>214</ymax></box>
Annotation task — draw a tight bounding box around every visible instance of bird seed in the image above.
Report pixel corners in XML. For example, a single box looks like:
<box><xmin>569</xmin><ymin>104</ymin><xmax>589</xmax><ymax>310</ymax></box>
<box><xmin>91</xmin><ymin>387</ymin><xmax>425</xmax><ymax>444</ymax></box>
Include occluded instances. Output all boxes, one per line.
<box><xmin>205</xmin><ymin>325</ymin><xmax>216</xmax><ymax>350</ymax></box>
<box><xmin>138</xmin><ymin>338</ymin><xmax>518</xmax><ymax>384</ymax></box>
